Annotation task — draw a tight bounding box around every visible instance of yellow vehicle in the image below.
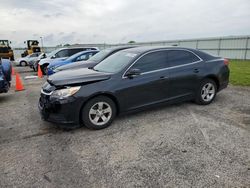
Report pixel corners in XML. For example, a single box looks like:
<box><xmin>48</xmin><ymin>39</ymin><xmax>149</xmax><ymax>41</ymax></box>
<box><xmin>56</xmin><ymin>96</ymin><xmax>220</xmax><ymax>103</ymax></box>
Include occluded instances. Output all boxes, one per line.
<box><xmin>0</xmin><ymin>40</ymin><xmax>14</xmax><ymax>60</ymax></box>
<box><xmin>21</xmin><ymin>40</ymin><xmax>41</xmax><ymax>57</ymax></box>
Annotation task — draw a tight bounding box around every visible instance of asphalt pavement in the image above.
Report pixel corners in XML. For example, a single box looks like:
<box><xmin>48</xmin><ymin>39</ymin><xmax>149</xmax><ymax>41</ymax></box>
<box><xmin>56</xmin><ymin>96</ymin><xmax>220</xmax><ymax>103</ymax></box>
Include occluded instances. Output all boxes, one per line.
<box><xmin>0</xmin><ymin>66</ymin><xmax>249</xmax><ymax>187</ymax></box>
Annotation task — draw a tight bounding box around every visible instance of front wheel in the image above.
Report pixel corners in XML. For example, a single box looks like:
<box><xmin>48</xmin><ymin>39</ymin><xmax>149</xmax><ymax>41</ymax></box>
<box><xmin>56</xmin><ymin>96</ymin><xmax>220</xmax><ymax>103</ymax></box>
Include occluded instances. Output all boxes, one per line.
<box><xmin>195</xmin><ymin>79</ymin><xmax>217</xmax><ymax>105</ymax></box>
<box><xmin>40</xmin><ymin>64</ymin><xmax>48</xmax><ymax>75</ymax></box>
<box><xmin>20</xmin><ymin>61</ymin><xmax>27</xmax><ymax>66</ymax></box>
<box><xmin>81</xmin><ymin>96</ymin><xmax>117</xmax><ymax>130</ymax></box>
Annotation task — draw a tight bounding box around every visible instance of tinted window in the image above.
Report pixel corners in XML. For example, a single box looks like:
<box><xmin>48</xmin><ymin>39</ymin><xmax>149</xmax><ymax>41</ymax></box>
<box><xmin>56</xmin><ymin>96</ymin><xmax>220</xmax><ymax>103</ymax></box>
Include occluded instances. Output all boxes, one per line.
<box><xmin>68</xmin><ymin>49</ymin><xmax>83</xmax><ymax>56</ymax></box>
<box><xmin>168</xmin><ymin>50</ymin><xmax>200</xmax><ymax>66</ymax></box>
<box><xmin>55</xmin><ymin>49</ymin><xmax>68</xmax><ymax>58</ymax></box>
<box><xmin>131</xmin><ymin>51</ymin><xmax>168</xmax><ymax>73</ymax></box>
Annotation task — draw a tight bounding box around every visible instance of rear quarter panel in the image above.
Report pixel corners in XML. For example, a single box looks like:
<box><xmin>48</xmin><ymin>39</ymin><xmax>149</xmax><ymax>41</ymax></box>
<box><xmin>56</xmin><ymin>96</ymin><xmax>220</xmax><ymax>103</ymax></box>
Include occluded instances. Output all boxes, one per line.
<box><xmin>204</xmin><ymin>58</ymin><xmax>229</xmax><ymax>91</ymax></box>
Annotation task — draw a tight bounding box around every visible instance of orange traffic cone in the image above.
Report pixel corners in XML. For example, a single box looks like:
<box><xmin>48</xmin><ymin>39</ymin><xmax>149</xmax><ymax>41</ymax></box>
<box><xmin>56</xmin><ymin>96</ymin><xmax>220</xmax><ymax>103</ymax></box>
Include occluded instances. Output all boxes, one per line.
<box><xmin>11</xmin><ymin>66</ymin><xmax>15</xmax><ymax>75</ymax></box>
<box><xmin>38</xmin><ymin>65</ymin><xmax>43</xmax><ymax>78</ymax></box>
<box><xmin>15</xmin><ymin>73</ymin><xmax>25</xmax><ymax>91</ymax></box>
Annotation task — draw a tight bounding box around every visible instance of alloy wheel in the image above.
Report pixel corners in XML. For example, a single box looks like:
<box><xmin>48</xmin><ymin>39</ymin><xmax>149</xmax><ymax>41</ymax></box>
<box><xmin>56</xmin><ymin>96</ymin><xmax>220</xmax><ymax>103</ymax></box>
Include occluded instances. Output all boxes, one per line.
<box><xmin>201</xmin><ymin>83</ymin><xmax>215</xmax><ymax>102</ymax></box>
<box><xmin>88</xmin><ymin>102</ymin><xmax>112</xmax><ymax>126</ymax></box>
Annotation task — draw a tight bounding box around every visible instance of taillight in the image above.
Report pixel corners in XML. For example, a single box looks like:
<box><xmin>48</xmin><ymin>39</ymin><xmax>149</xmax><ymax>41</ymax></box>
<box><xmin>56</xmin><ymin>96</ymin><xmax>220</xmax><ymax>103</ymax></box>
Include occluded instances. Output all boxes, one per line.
<box><xmin>224</xmin><ymin>58</ymin><xmax>229</xmax><ymax>66</ymax></box>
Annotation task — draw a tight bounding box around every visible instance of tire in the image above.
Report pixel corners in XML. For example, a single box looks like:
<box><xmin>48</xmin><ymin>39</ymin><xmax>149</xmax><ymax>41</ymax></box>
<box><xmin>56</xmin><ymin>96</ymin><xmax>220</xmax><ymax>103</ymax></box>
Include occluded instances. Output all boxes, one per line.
<box><xmin>33</xmin><ymin>62</ymin><xmax>38</xmax><ymax>72</ymax></box>
<box><xmin>40</xmin><ymin>64</ymin><xmax>48</xmax><ymax>75</ymax></box>
<box><xmin>195</xmin><ymin>78</ymin><xmax>217</xmax><ymax>105</ymax></box>
<box><xmin>81</xmin><ymin>96</ymin><xmax>117</xmax><ymax>130</ymax></box>
<box><xmin>20</xmin><ymin>61</ymin><xmax>27</xmax><ymax>66</ymax></box>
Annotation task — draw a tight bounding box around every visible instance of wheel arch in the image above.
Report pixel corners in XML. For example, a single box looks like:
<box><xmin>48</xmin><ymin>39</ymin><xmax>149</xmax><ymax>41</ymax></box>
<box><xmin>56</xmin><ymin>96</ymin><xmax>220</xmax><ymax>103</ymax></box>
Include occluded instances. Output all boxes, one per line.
<box><xmin>20</xmin><ymin>60</ymin><xmax>27</xmax><ymax>66</ymax></box>
<box><xmin>203</xmin><ymin>75</ymin><xmax>220</xmax><ymax>90</ymax></box>
<box><xmin>78</xmin><ymin>92</ymin><xmax>120</xmax><ymax>124</ymax></box>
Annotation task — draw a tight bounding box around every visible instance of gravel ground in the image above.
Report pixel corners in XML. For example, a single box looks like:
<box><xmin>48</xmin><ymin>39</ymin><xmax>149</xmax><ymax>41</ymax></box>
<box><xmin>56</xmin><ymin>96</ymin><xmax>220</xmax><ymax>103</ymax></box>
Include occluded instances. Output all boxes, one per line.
<box><xmin>0</xmin><ymin>66</ymin><xmax>250</xmax><ymax>187</ymax></box>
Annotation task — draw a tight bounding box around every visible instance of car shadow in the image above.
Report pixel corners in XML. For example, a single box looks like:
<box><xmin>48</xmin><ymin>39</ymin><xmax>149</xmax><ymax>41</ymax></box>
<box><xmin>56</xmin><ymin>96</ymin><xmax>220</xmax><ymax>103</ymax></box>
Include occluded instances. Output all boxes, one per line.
<box><xmin>45</xmin><ymin>101</ymin><xmax>195</xmax><ymax>132</ymax></box>
<box><xmin>0</xmin><ymin>94</ymin><xmax>13</xmax><ymax>103</ymax></box>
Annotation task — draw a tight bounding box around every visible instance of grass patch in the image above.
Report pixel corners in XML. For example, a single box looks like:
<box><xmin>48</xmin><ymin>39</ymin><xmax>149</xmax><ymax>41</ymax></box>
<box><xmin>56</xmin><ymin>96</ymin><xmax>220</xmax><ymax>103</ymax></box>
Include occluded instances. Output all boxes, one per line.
<box><xmin>229</xmin><ymin>59</ymin><xmax>250</xmax><ymax>86</ymax></box>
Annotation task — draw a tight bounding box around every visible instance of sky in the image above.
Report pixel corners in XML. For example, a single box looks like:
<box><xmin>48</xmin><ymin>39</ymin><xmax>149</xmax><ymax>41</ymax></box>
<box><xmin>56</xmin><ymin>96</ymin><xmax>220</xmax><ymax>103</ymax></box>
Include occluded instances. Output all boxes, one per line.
<box><xmin>0</xmin><ymin>0</ymin><xmax>250</xmax><ymax>47</ymax></box>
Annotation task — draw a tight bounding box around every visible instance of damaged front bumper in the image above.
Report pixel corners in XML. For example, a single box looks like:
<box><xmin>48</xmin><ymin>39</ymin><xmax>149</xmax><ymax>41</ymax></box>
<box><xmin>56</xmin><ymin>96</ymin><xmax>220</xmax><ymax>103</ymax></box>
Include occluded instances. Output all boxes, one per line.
<box><xmin>38</xmin><ymin>93</ymin><xmax>83</xmax><ymax>126</ymax></box>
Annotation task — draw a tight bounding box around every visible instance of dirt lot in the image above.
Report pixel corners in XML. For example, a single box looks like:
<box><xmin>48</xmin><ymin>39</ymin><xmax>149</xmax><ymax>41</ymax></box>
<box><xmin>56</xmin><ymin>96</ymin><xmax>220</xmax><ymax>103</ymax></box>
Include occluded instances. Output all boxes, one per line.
<box><xmin>0</xmin><ymin>66</ymin><xmax>250</xmax><ymax>187</ymax></box>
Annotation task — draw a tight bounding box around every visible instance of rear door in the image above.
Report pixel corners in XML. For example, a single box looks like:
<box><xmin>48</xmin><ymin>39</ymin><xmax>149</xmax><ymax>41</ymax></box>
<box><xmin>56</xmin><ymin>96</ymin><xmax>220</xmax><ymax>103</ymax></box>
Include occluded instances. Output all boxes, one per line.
<box><xmin>167</xmin><ymin>50</ymin><xmax>204</xmax><ymax>99</ymax></box>
<box><xmin>119</xmin><ymin>50</ymin><xmax>171</xmax><ymax>111</ymax></box>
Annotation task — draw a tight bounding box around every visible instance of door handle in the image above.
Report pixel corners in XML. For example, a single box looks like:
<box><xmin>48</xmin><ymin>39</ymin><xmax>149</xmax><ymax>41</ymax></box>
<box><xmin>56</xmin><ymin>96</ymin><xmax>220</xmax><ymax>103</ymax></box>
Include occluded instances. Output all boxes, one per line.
<box><xmin>160</xmin><ymin>76</ymin><xmax>168</xmax><ymax>80</ymax></box>
<box><xmin>193</xmin><ymin>69</ymin><xmax>199</xmax><ymax>73</ymax></box>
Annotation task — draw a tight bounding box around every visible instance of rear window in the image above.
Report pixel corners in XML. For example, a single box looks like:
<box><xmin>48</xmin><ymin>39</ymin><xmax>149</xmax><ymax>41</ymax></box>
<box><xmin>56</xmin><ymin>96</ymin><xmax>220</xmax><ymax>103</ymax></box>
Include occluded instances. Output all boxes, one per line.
<box><xmin>88</xmin><ymin>49</ymin><xmax>112</xmax><ymax>62</ymax></box>
<box><xmin>168</xmin><ymin>50</ymin><xmax>200</xmax><ymax>66</ymax></box>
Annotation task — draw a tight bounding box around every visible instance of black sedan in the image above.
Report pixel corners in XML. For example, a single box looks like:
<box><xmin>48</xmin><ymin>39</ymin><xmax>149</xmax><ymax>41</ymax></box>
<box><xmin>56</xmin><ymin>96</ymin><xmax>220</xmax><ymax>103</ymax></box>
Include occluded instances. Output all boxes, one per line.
<box><xmin>54</xmin><ymin>46</ymin><xmax>137</xmax><ymax>73</ymax></box>
<box><xmin>39</xmin><ymin>47</ymin><xmax>229</xmax><ymax>129</ymax></box>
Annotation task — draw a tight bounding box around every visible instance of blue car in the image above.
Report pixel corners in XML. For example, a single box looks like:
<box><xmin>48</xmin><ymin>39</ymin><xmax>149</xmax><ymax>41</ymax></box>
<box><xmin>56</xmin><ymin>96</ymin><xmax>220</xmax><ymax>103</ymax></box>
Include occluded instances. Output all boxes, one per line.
<box><xmin>47</xmin><ymin>50</ymin><xmax>99</xmax><ymax>75</ymax></box>
<box><xmin>0</xmin><ymin>59</ymin><xmax>12</xmax><ymax>93</ymax></box>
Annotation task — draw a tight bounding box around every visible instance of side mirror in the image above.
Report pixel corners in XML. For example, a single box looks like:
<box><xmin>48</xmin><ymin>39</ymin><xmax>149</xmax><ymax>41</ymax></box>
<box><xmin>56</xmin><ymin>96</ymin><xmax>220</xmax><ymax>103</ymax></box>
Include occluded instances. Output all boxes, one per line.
<box><xmin>51</xmin><ymin>55</ymin><xmax>56</xmax><ymax>59</ymax></box>
<box><xmin>125</xmin><ymin>69</ymin><xmax>141</xmax><ymax>78</ymax></box>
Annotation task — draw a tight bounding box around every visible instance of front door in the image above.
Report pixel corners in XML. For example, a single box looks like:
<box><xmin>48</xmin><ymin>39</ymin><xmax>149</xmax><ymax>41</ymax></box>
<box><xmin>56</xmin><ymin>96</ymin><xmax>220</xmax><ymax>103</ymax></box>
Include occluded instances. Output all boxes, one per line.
<box><xmin>117</xmin><ymin>50</ymin><xmax>171</xmax><ymax>111</ymax></box>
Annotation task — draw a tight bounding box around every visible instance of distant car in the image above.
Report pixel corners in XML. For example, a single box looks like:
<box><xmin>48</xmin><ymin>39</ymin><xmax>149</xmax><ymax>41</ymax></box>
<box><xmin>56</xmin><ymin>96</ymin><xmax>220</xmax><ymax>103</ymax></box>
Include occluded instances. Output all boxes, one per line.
<box><xmin>38</xmin><ymin>47</ymin><xmax>99</xmax><ymax>74</ymax></box>
<box><xmin>15</xmin><ymin>52</ymin><xmax>41</xmax><ymax>66</ymax></box>
<box><xmin>39</xmin><ymin>46</ymin><xmax>230</xmax><ymax>129</ymax></box>
<box><xmin>47</xmin><ymin>50</ymin><xmax>99</xmax><ymax>75</ymax></box>
<box><xmin>29</xmin><ymin>53</ymin><xmax>47</xmax><ymax>71</ymax></box>
<box><xmin>54</xmin><ymin>46</ymin><xmax>137</xmax><ymax>73</ymax></box>
<box><xmin>0</xmin><ymin>59</ymin><xmax>12</xmax><ymax>93</ymax></box>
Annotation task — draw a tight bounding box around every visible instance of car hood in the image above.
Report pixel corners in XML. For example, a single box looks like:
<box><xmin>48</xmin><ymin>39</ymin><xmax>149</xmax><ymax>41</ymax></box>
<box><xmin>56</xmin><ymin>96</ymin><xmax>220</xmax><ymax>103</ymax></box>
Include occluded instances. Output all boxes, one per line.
<box><xmin>56</xmin><ymin>60</ymin><xmax>97</xmax><ymax>71</ymax></box>
<box><xmin>39</xmin><ymin>57</ymin><xmax>67</xmax><ymax>66</ymax></box>
<box><xmin>48</xmin><ymin>68</ymin><xmax>111</xmax><ymax>86</ymax></box>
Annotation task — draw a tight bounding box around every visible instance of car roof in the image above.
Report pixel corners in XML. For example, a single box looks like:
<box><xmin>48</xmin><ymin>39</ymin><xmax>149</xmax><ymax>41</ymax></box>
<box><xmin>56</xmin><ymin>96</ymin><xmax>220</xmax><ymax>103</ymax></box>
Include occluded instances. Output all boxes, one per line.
<box><xmin>106</xmin><ymin>46</ymin><xmax>137</xmax><ymax>51</ymax></box>
<box><xmin>122</xmin><ymin>46</ymin><xmax>217</xmax><ymax>60</ymax></box>
<box><xmin>57</xmin><ymin>47</ymin><xmax>98</xmax><ymax>50</ymax></box>
<box><xmin>121</xmin><ymin>46</ymin><xmax>199</xmax><ymax>54</ymax></box>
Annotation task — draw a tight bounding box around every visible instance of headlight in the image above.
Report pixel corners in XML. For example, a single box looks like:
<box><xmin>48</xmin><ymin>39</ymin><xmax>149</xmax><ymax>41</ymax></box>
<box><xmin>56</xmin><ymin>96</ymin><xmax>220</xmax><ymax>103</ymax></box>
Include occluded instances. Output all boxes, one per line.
<box><xmin>51</xmin><ymin>86</ymin><xmax>81</xmax><ymax>99</ymax></box>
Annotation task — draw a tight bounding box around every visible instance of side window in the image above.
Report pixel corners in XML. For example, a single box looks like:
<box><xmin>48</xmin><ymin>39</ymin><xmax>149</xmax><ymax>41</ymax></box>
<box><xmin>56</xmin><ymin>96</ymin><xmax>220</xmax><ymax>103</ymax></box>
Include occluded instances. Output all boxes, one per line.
<box><xmin>68</xmin><ymin>49</ymin><xmax>83</xmax><ymax>56</ymax></box>
<box><xmin>168</xmin><ymin>50</ymin><xmax>200</xmax><ymax>67</ymax></box>
<box><xmin>76</xmin><ymin>54</ymin><xmax>88</xmax><ymax>61</ymax></box>
<box><xmin>131</xmin><ymin>51</ymin><xmax>168</xmax><ymax>73</ymax></box>
<box><xmin>55</xmin><ymin>50</ymin><xmax>68</xmax><ymax>58</ymax></box>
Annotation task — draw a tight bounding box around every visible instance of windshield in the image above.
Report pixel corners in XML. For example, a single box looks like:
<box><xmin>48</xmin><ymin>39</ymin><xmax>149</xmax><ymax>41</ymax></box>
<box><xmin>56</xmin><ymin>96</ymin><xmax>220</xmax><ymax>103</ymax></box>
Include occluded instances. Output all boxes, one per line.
<box><xmin>88</xmin><ymin>49</ymin><xmax>112</xmax><ymax>62</ymax></box>
<box><xmin>94</xmin><ymin>51</ymin><xmax>138</xmax><ymax>73</ymax></box>
<box><xmin>46</xmin><ymin>49</ymin><xmax>61</xmax><ymax>58</ymax></box>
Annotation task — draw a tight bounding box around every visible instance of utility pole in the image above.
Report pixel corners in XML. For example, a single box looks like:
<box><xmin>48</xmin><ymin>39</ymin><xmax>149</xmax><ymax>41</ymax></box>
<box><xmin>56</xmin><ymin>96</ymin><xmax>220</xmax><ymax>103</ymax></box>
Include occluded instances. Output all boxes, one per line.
<box><xmin>40</xmin><ymin>37</ymin><xmax>44</xmax><ymax>52</ymax></box>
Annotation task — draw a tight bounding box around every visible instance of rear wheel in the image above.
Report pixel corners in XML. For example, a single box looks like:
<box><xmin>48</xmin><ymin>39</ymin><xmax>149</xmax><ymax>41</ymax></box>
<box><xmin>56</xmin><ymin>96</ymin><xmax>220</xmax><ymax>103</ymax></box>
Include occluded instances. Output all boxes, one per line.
<box><xmin>195</xmin><ymin>79</ymin><xmax>217</xmax><ymax>105</ymax></box>
<box><xmin>81</xmin><ymin>96</ymin><xmax>117</xmax><ymax>130</ymax></box>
